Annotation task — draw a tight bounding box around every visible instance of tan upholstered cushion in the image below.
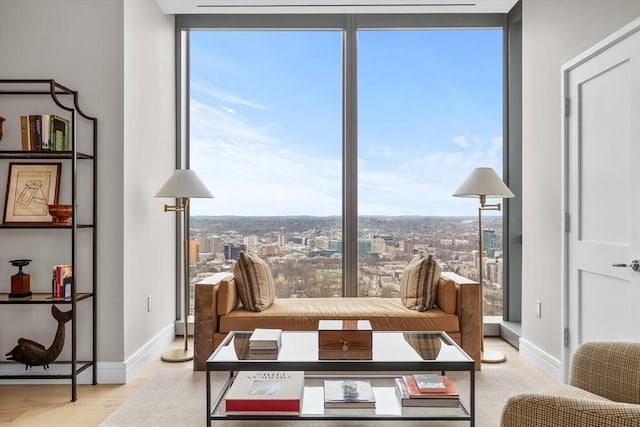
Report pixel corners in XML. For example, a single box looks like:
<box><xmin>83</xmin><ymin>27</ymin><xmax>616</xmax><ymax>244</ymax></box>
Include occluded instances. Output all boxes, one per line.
<box><xmin>233</xmin><ymin>251</ymin><xmax>275</xmax><ymax>312</ymax></box>
<box><xmin>217</xmin><ymin>277</ymin><xmax>239</xmax><ymax>316</ymax></box>
<box><xmin>400</xmin><ymin>254</ymin><xmax>442</xmax><ymax>311</ymax></box>
<box><xmin>219</xmin><ymin>297</ymin><xmax>460</xmax><ymax>336</ymax></box>
<box><xmin>437</xmin><ymin>277</ymin><xmax>457</xmax><ymax>314</ymax></box>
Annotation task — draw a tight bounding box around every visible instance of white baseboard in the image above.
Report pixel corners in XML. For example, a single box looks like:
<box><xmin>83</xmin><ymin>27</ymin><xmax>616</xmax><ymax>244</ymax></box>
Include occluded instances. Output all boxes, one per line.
<box><xmin>519</xmin><ymin>337</ymin><xmax>563</xmax><ymax>383</ymax></box>
<box><xmin>0</xmin><ymin>324</ymin><xmax>175</xmax><ymax>385</ymax></box>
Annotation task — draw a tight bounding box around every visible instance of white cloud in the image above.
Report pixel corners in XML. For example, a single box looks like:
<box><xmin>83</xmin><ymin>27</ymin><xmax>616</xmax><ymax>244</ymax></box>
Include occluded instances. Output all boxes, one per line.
<box><xmin>451</xmin><ymin>135</ymin><xmax>470</xmax><ymax>148</ymax></box>
<box><xmin>191</xmin><ymin>81</ymin><xmax>268</xmax><ymax>111</ymax></box>
<box><xmin>189</xmin><ymin>94</ymin><xmax>504</xmax><ymax>217</ymax></box>
<box><xmin>220</xmin><ymin>106</ymin><xmax>236</xmax><ymax>114</ymax></box>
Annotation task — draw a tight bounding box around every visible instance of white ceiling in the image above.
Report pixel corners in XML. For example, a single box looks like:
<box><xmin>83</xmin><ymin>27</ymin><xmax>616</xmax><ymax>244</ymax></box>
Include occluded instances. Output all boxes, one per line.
<box><xmin>155</xmin><ymin>0</ymin><xmax>519</xmax><ymax>14</ymax></box>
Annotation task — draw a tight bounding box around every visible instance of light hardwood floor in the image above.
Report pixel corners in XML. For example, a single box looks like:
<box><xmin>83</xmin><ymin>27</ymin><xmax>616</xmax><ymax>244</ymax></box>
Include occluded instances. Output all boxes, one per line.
<box><xmin>0</xmin><ymin>337</ymin><xmax>552</xmax><ymax>426</ymax></box>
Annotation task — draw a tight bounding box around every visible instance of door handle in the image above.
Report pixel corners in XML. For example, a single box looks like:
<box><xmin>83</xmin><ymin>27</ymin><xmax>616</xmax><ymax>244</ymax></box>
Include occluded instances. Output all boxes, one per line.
<box><xmin>612</xmin><ymin>260</ymin><xmax>640</xmax><ymax>272</ymax></box>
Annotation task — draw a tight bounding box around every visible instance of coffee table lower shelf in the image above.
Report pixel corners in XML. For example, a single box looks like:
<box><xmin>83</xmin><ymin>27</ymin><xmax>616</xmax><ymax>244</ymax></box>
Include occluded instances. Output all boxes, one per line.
<box><xmin>209</xmin><ymin>375</ymin><xmax>472</xmax><ymax>423</ymax></box>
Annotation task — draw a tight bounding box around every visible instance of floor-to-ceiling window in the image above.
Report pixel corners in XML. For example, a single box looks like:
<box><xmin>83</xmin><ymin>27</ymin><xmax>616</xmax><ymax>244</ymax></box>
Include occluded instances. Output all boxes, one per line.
<box><xmin>357</xmin><ymin>29</ymin><xmax>503</xmax><ymax>307</ymax></box>
<box><xmin>188</xmin><ymin>30</ymin><xmax>343</xmax><ymax>299</ymax></box>
<box><xmin>178</xmin><ymin>14</ymin><xmax>512</xmax><ymax>318</ymax></box>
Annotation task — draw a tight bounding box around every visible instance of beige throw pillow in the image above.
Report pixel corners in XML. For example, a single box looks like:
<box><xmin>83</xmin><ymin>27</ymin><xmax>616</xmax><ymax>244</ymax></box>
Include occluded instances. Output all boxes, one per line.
<box><xmin>400</xmin><ymin>254</ymin><xmax>442</xmax><ymax>311</ymax></box>
<box><xmin>233</xmin><ymin>251</ymin><xmax>276</xmax><ymax>312</ymax></box>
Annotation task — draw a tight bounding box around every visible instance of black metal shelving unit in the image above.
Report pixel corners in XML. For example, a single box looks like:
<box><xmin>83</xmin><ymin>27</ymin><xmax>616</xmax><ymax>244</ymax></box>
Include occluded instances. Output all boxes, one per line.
<box><xmin>0</xmin><ymin>79</ymin><xmax>97</xmax><ymax>401</ymax></box>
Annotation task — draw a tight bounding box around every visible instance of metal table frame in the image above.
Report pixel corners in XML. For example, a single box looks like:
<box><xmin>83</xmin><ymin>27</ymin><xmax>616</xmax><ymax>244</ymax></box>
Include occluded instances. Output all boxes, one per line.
<box><xmin>206</xmin><ymin>331</ymin><xmax>475</xmax><ymax>426</ymax></box>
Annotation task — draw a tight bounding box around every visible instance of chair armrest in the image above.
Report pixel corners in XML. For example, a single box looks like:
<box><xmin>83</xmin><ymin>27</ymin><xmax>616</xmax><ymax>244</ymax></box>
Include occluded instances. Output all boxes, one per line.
<box><xmin>570</xmin><ymin>342</ymin><xmax>640</xmax><ymax>404</ymax></box>
<box><xmin>193</xmin><ymin>272</ymin><xmax>233</xmax><ymax>371</ymax></box>
<box><xmin>442</xmin><ymin>271</ymin><xmax>481</xmax><ymax>371</ymax></box>
<box><xmin>501</xmin><ymin>393</ymin><xmax>640</xmax><ymax>427</ymax></box>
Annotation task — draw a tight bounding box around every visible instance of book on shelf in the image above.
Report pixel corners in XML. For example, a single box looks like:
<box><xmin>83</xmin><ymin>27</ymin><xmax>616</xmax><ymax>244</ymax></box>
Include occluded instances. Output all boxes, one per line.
<box><xmin>249</xmin><ymin>328</ymin><xmax>282</xmax><ymax>350</ymax></box>
<box><xmin>323</xmin><ymin>379</ymin><xmax>376</xmax><ymax>408</ymax></box>
<box><xmin>50</xmin><ymin>115</ymin><xmax>70</xmax><ymax>151</ymax></box>
<box><xmin>394</xmin><ymin>377</ymin><xmax>460</xmax><ymax>407</ymax></box>
<box><xmin>413</xmin><ymin>373</ymin><xmax>446</xmax><ymax>392</ymax></box>
<box><xmin>20</xmin><ymin>115</ymin><xmax>31</xmax><ymax>150</ymax></box>
<box><xmin>30</xmin><ymin>115</ymin><xmax>42</xmax><ymax>151</ymax></box>
<box><xmin>51</xmin><ymin>264</ymin><xmax>72</xmax><ymax>299</ymax></box>
<box><xmin>400</xmin><ymin>374</ymin><xmax>459</xmax><ymax>399</ymax></box>
<box><xmin>19</xmin><ymin>114</ymin><xmax>69</xmax><ymax>151</ymax></box>
<box><xmin>224</xmin><ymin>371</ymin><xmax>304</xmax><ymax>415</ymax></box>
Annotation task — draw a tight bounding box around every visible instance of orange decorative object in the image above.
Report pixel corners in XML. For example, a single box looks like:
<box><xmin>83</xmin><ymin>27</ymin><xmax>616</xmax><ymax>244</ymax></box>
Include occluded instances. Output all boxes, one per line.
<box><xmin>48</xmin><ymin>204</ymin><xmax>72</xmax><ymax>225</ymax></box>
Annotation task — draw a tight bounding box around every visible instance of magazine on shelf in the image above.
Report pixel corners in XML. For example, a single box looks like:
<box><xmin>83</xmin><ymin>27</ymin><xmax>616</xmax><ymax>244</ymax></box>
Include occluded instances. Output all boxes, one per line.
<box><xmin>395</xmin><ymin>377</ymin><xmax>460</xmax><ymax>407</ymax></box>
<box><xmin>224</xmin><ymin>371</ymin><xmax>304</xmax><ymax>415</ymax></box>
<box><xmin>401</xmin><ymin>375</ymin><xmax>459</xmax><ymax>399</ymax></box>
<box><xmin>323</xmin><ymin>379</ymin><xmax>376</xmax><ymax>408</ymax></box>
<box><xmin>249</xmin><ymin>328</ymin><xmax>282</xmax><ymax>350</ymax></box>
<box><xmin>413</xmin><ymin>373</ymin><xmax>446</xmax><ymax>392</ymax></box>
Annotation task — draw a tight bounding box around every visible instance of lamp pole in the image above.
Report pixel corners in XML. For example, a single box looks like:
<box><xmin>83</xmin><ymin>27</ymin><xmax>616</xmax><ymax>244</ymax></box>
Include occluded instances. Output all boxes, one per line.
<box><xmin>478</xmin><ymin>194</ymin><xmax>506</xmax><ymax>363</ymax></box>
<box><xmin>161</xmin><ymin>197</ymin><xmax>192</xmax><ymax>362</ymax></box>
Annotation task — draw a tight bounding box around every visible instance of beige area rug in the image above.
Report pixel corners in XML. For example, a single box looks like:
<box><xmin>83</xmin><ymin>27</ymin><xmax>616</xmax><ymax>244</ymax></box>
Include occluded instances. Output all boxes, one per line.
<box><xmin>100</xmin><ymin>364</ymin><xmax>555</xmax><ymax>427</ymax></box>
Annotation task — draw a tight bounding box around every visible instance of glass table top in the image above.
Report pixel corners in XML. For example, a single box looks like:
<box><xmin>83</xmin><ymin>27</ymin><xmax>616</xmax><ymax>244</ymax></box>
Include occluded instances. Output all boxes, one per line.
<box><xmin>209</xmin><ymin>331</ymin><xmax>472</xmax><ymax>364</ymax></box>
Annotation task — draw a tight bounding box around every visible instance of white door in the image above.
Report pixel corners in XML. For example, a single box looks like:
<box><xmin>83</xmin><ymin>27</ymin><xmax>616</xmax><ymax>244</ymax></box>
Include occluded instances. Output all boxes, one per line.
<box><xmin>563</xmin><ymin>20</ymin><xmax>640</xmax><ymax>382</ymax></box>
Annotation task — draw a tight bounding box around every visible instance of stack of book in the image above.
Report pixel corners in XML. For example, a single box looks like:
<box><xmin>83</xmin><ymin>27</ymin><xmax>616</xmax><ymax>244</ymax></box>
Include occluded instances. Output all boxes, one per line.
<box><xmin>20</xmin><ymin>114</ymin><xmax>69</xmax><ymax>151</ymax></box>
<box><xmin>323</xmin><ymin>379</ymin><xmax>376</xmax><ymax>408</ymax></box>
<box><xmin>395</xmin><ymin>374</ymin><xmax>460</xmax><ymax>407</ymax></box>
<box><xmin>248</xmin><ymin>328</ymin><xmax>282</xmax><ymax>358</ymax></box>
<box><xmin>52</xmin><ymin>264</ymin><xmax>72</xmax><ymax>299</ymax></box>
<box><xmin>224</xmin><ymin>371</ymin><xmax>305</xmax><ymax>415</ymax></box>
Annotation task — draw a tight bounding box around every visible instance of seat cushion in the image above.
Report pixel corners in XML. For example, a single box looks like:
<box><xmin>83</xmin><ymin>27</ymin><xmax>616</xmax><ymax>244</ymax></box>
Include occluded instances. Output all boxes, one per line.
<box><xmin>219</xmin><ymin>297</ymin><xmax>460</xmax><ymax>333</ymax></box>
<box><xmin>233</xmin><ymin>251</ymin><xmax>275</xmax><ymax>312</ymax></box>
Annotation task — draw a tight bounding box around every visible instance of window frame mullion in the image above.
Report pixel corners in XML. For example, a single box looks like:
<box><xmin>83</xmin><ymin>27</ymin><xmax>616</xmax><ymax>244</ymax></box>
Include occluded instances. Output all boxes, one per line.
<box><xmin>343</xmin><ymin>15</ymin><xmax>358</xmax><ymax>297</ymax></box>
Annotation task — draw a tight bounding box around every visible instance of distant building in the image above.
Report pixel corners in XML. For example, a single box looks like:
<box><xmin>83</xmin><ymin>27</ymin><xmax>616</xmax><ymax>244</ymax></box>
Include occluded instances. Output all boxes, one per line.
<box><xmin>357</xmin><ymin>238</ymin><xmax>372</xmax><ymax>256</ymax></box>
<box><xmin>371</xmin><ymin>237</ymin><xmax>386</xmax><ymax>254</ymax></box>
<box><xmin>328</xmin><ymin>240</ymin><xmax>342</xmax><ymax>254</ymax></box>
<box><xmin>483</xmin><ymin>229</ymin><xmax>498</xmax><ymax>258</ymax></box>
<box><xmin>244</xmin><ymin>235</ymin><xmax>258</xmax><ymax>252</ymax></box>
<box><xmin>401</xmin><ymin>239</ymin><xmax>415</xmax><ymax>254</ymax></box>
<box><xmin>290</xmin><ymin>236</ymin><xmax>307</xmax><ymax>245</ymax></box>
<box><xmin>278</xmin><ymin>227</ymin><xmax>288</xmax><ymax>246</ymax></box>
<box><xmin>259</xmin><ymin>244</ymin><xmax>280</xmax><ymax>257</ymax></box>
<box><xmin>224</xmin><ymin>243</ymin><xmax>246</xmax><ymax>261</ymax></box>
<box><xmin>189</xmin><ymin>240</ymin><xmax>199</xmax><ymax>264</ymax></box>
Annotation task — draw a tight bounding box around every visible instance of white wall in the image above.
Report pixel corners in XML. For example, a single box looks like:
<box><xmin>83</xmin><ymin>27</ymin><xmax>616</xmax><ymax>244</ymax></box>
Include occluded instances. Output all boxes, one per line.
<box><xmin>520</xmin><ymin>0</ymin><xmax>640</xmax><ymax>380</ymax></box>
<box><xmin>122</xmin><ymin>0</ymin><xmax>176</xmax><ymax>375</ymax></box>
<box><xmin>0</xmin><ymin>0</ymin><xmax>175</xmax><ymax>383</ymax></box>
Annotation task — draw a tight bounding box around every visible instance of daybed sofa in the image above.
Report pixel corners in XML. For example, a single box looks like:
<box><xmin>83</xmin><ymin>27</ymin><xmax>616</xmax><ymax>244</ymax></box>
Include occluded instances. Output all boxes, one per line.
<box><xmin>193</xmin><ymin>270</ymin><xmax>481</xmax><ymax>371</ymax></box>
<box><xmin>501</xmin><ymin>342</ymin><xmax>640</xmax><ymax>427</ymax></box>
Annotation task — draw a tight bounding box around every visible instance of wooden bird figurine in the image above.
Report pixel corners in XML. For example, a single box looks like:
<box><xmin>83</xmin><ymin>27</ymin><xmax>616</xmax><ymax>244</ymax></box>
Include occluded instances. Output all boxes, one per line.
<box><xmin>6</xmin><ymin>305</ymin><xmax>72</xmax><ymax>369</ymax></box>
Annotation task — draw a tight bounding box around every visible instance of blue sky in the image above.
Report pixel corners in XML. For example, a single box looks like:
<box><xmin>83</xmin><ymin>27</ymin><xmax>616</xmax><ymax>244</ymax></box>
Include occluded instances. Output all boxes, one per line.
<box><xmin>188</xmin><ymin>29</ymin><xmax>503</xmax><ymax>217</ymax></box>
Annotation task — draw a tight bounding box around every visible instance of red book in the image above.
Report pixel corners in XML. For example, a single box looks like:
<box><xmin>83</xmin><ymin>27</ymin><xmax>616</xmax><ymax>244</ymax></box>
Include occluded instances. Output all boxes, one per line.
<box><xmin>52</xmin><ymin>264</ymin><xmax>72</xmax><ymax>298</ymax></box>
<box><xmin>224</xmin><ymin>371</ymin><xmax>304</xmax><ymax>415</ymax></box>
<box><xmin>401</xmin><ymin>374</ymin><xmax>459</xmax><ymax>399</ymax></box>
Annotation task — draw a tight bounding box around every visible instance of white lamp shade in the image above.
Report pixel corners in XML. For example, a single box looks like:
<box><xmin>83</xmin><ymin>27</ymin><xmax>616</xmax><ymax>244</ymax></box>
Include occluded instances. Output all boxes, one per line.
<box><xmin>452</xmin><ymin>167</ymin><xmax>514</xmax><ymax>199</ymax></box>
<box><xmin>155</xmin><ymin>169</ymin><xmax>214</xmax><ymax>199</ymax></box>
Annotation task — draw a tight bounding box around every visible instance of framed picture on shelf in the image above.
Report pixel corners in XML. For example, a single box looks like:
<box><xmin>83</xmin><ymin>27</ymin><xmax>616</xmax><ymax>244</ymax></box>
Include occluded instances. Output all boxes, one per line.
<box><xmin>3</xmin><ymin>162</ymin><xmax>61</xmax><ymax>224</ymax></box>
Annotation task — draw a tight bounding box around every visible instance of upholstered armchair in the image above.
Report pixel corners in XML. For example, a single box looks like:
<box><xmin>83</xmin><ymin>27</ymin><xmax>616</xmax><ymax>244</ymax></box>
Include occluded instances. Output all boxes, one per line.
<box><xmin>501</xmin><ymin>342</ymin><xmax>640</xmax><ymax>427</ymax></box>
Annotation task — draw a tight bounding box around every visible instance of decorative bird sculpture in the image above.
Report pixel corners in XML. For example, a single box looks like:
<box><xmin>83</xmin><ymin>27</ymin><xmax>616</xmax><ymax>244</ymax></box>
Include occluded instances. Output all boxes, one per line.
<box><xmin>6</xmin><ymin>305</ymin><xmax>72</xmax><ymax>369</ymax></box>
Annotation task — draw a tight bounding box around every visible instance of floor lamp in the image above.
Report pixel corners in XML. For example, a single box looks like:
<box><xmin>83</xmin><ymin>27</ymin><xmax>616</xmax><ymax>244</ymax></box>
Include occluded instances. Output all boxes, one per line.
<box><xmin>453</xmin><ymin>167</ymin><xmax>514</xmax><ymax>363</ymax></box>
<box><xmin>156</xmin><ymin>169</ymin><xmax>213</xmax><ymax>362</ymax></box>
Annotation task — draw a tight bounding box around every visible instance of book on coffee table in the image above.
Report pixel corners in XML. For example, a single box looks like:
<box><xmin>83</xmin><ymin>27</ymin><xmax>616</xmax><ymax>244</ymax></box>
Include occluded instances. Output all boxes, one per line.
<box><xmin>413</xmin><ymin>373</ymin><xmax>446</xmax><ymax>392</ymax></box>
<box><xmin>249</xmin><ymin>328</ymin><xmax>282</xmax><ymax>350</ymax></box>
<box><xmin>224</xmin><ymin>371</ymin><xmax>304</xmax><ymax>415</ymax></box>
<box><xmin>401</xmin><ymin>374</ymin><xmax>459</xmax><ymax>399</ymax></box>
<box><xmin>323</xmin><ymin>379</ymin><xmax>376</xmax><ymax>408</ymax></box>
<box><xmin>394</xmin><ymin>377</ymin><xmax>460</xmax><ymax>407</ymax></box>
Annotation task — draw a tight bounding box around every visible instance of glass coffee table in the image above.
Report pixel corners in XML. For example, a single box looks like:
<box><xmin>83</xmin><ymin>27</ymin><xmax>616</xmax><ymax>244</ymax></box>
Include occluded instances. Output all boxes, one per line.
<box><xmin>206</xmin><ymin>330</ymin><xmax>475</xmax><ymax>426</ymax></box>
